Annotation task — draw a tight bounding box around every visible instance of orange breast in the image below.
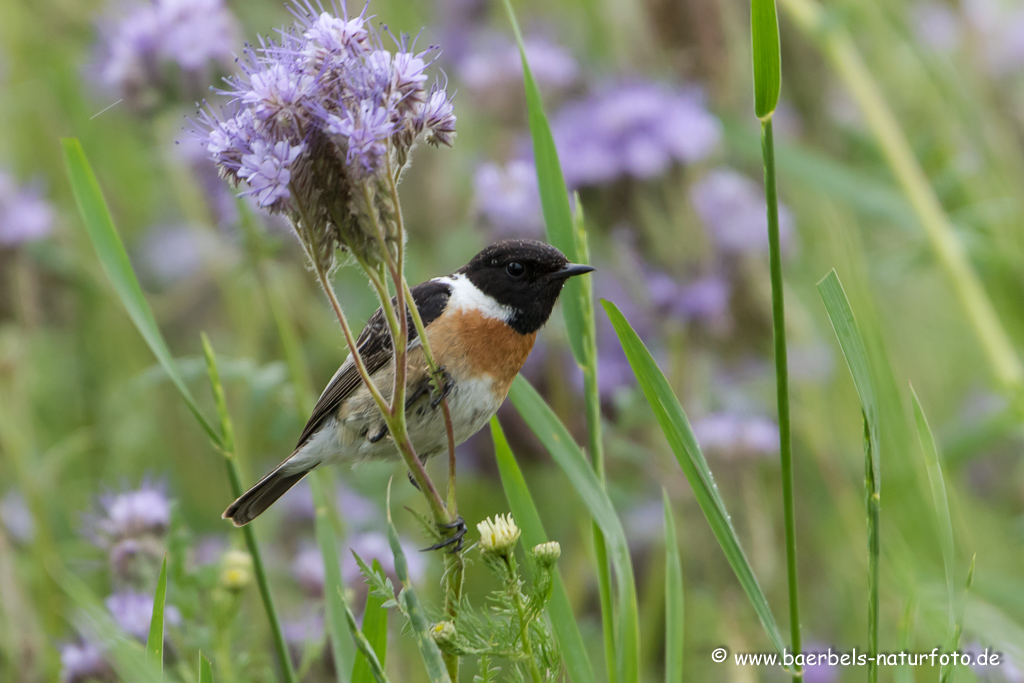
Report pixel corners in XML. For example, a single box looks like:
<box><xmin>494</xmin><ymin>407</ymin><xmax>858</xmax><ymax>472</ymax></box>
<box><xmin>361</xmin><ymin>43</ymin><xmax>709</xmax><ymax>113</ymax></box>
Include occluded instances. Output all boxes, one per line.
<box><xmin>427</xmin><ymin>309</ymin><xmax>536</xmax><ymax>399</ymax></box>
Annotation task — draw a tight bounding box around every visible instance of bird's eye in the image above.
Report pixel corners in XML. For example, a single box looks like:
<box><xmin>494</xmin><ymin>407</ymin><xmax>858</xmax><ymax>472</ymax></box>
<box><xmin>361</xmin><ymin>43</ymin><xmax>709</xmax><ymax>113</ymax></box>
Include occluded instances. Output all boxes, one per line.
<box><xmin>506</xmin><ymin>261</ymin><xmax>525</xmax><ymax>278</ymax></box>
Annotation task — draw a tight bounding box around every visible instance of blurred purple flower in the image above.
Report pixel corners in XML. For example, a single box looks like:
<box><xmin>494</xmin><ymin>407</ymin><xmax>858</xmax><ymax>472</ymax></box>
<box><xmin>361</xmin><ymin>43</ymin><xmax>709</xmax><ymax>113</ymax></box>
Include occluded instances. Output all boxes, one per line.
<box><xmin>0</xmin><ymin>491</ymin><xmax>34</xmax><ymax>544</ymax></box>
<box><xmin>801</xmin><ymin>644</ymin><xmax>841</xmax><ymax>683</ymax></box>
<box><xmin>95</xmin><ymin>0</ymin><xmax>240</xmax><ymax>111</ymax></box>
<box><xmin>60</xmin><ymin>639</ymin><xmax>113</xmax><ymax>683</ymax></box>
<box><xmin>911</xmin><ymin>3</ymin><xmax>963</xmax><ymax>53</ymax></box>
<box><xmin>459</xmin><ymin>34</ymin><xmax>578</xmax><ymax>108</ymax></box>
<box><xmin>473</xmin><ymin>160</ymin><xmax>544</xmax><ymax>238</ymax></box>
<box><xmin>89</xmin><ymin>479</ymin><xmax>171</xmax><ymax>549</ymax></box>
<box><xmin>279</xmin><ymin>481</ymin><xmax>379</xmax><ymax>531</ymax></box>
<box><xmin>136</xmin><ymin>224</ymin><xmax>221</xmax><ymax>287</ymax></box>
<box><xmin>965</xmin><ymin>642</ymin><xmax>1023</xmax><ymax>682</ymax></box>
<box><xmin>292</xmin><ymin>531</ymin><xmax>425</xmax><ymax>597</ymax></box>
<box><xmin>692</xmin><ymin>412</ymin><xmax>779</xmax><ymax>460</ymax></box>
<box><xmin>551</xmin><ymin>81</ymin><xmax>721</xmax><ymax>188</ymax></box>
<box><xmin>283</xmin><ymin>612</ymin><xmax>325</xmax><ymax>648</ymax></box>
<box><xmin>648</xmin><ymin>270</ymin><xmax>732</xmax><ymax>328</ymax></box>
<box><xmin>106</xmin><ymin>590</ymin><xmax>181</xmax><ymax>641</ymax></box>
<box><xmin>0</xmin><ymin>171</ymin><xmax>54</xmax><ymax>247</ymax></box>
<box><xmin>690</xmin><ymin>168</ymin><xmax>794</xmax><ymax>255</ymax></box>
<box><xmin>965</xmin><ymin>0</ymin><xmax>1024</xmax><ymax>76</ymax></box>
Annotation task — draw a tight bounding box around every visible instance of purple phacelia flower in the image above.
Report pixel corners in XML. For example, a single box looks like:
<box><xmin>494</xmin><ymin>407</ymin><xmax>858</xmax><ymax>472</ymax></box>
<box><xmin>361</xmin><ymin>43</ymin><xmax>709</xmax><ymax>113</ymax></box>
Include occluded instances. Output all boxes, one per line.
<box><xmin>239</xmin><ymin>140</ymin><xmax>305</xmax><ymax>209</ymax></box>
<box><xmin>196</xmin><ymin>0</ymin><xmax>456</xmax><ymax>268</ymax></box>
<box><xmin>60</xmin><ymin>639</ymin><xmax>113</xmax><ymax>683</ymax></box>
<box><xmin>473</xmin><ymin>160</ymin><xmax>544</xmax><ymax>238</ymax></box>
<box><xmin>459</xmin><ymin>34</ymin><xmax>579</xmax><ymax>112</ymax></box>
<box><xmin>910</xmin><ymin>3</ymin><xmax>963</xmax><ymax>53</ymax></box>
<box><xmin>88</xmin><ymin>480</ymin><xmax>171</xmax><ymax>551</ymax></box>
<box><xmin>0</xmin><ymin>171</ymin><xmax>55</xmax><ymax>247</ymax></box>
<box><xmin>690</xmin><ymin>168</ymin><xmax>794</xmax><ymax>255</ymax></box>
<box><xmin>551</xmin><ymin>81</ymin><xmax>721</xmax><ymax>188</ymax></box>
<box><xmin>419</xmin><ymin>89</ymin><xmax>458</xmax><ymax>147</ymax></box>
<box><xmin>106</xmin><ymin>591</ymin><xmax>181</xmax><ymax>641</ymax></box>
<box><xmin>692</xmin><ymin>412</ymin><xmax>779</xmax><ymax>460</ymax></box>
<box><xmin>326</xmin><ymin>101</ymin><xmax>393</xmax><ymax>175</ymax></box>
<box><xmin>95</xmin><ymin>0</ymin><xmax>240</xmax><ymax>112</ymax></box>
<box><xmin>0</xmin><ymin>491</ymin><xmax>34</xmax><ymax>544</ymax></box>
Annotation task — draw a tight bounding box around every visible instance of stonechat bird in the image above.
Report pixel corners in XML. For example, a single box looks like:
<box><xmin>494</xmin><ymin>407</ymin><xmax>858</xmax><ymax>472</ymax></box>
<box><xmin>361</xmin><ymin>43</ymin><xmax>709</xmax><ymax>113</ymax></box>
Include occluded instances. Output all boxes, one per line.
<box><xmin>223</xmin><ymin>239</ymin><xmax>594</xmax><ymax>527</ymax></box>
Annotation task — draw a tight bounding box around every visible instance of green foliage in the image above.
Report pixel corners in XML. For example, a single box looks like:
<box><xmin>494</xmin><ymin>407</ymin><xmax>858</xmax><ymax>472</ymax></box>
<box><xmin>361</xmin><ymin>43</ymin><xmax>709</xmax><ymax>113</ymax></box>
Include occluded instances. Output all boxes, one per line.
<box><xmin>146</xmin><ymin>555</ymin><xmax>168</xmax><ymax>675</ymax></box>
<box><xmin>751</xmin><ymin>0</ymin><xmax>781</xmax><ymax>119</ymax></box>
<box><xmin>601</xmin><ymin>301</ymin><xmax>788</xmax><ymax>657</ymax></box>
<box><xmin>198</xmin><ymin>653</ymin><xmax>214</xmax><ymax>683</ymax></box>
<box><xmin>662</xmin><ymin>492</ymin><xmax>684</xmax><ymax>683</ymax></box>
<box><xmin>817</xmin><ymin>270</ymin><xmax>880</xmax><ymax>683</ymax></box>
<box><xmin>509</xmin><ymin>377</ymin><xmax>640</xmax><ymax>683</ymax></box>
<box><xmin>352</xmin><ymin>560</ymin><xmax>390</xmax><ymax>683</ymax></box>
<box><xmin>490</xmin><ymin>418</ymin><xmax>595</xmax><ymax>683</ymax></box>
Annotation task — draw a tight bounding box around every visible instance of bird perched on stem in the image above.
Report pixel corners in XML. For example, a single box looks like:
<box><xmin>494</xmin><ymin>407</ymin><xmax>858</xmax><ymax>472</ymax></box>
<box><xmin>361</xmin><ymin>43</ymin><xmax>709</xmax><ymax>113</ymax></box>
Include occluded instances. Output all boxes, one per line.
<box><xmin>224</xmin><ymin>239</ymin><xmax>593</xmax><ymax>531</ymax></box>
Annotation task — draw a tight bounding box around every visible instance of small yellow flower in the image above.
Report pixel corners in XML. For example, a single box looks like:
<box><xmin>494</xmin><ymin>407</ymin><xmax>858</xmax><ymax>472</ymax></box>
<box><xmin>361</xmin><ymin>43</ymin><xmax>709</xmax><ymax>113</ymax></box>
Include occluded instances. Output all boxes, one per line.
<box><xmin>532</xmin><ymin>541</ymin><xmax>561</xmax><ymax>567</ymax></box>
<box><xmin>431</xmin><ymin>620</ymin><xmax>457</xmax><ymax>647</ymax></box>
<box><xmin>477</xmin><ymin>513</ymin><xmax>521</xmax><ymax>556</ymax></box>
<box><xmin>219</xmin><ymin>549</ymin><xmax>253</xmax><ymax>591</ymax></box>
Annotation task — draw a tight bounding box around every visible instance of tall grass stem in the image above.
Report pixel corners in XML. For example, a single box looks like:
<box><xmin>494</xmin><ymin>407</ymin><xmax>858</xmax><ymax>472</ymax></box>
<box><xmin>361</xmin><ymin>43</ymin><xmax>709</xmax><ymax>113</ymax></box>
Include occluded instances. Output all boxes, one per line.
<box><xmin>761</xmin><ymin>118</ymin><xmax>802</xmax><ymax>676</ymax></box>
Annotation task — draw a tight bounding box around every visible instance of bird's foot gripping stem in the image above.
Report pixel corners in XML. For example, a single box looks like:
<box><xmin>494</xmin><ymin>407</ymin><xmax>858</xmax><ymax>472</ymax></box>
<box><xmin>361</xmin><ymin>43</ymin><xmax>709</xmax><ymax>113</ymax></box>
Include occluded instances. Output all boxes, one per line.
<box><xmin>421</xmin><ymin>515</ymin><xmax>467</xmax><ymax>553</ymax></box>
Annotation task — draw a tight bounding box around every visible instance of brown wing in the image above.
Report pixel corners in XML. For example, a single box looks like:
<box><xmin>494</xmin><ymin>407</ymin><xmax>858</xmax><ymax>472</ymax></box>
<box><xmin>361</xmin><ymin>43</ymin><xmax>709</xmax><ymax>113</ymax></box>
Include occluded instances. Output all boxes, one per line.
<box><xmin>294</xmin><ymin>279</ymin><xmax>452</xmax><ymax>448</ymax></box>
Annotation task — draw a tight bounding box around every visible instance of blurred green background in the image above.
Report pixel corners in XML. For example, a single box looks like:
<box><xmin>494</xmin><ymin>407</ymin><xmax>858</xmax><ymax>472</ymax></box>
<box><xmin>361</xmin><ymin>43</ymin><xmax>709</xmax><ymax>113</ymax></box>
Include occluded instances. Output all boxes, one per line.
<box><xmin>2</xmin><ymin>0</ymin><xmax>1024</xmax><ymax>681</ymax></box>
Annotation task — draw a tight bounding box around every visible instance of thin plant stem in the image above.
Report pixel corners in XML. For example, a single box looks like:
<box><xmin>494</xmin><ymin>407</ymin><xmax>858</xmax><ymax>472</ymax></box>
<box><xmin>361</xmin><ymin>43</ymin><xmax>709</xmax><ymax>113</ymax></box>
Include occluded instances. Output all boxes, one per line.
<box><xmin>576</xmin><ymin>220</ymin><xmax>616</xmax><ymax>683</ymax></box>
<box><xmin>866</xmin><ymin>420</ymin><xmax>880</xmax><ymax>683</ymax></box>
<box><xmin>506</xmin><ymin>555</ymin><xmax>543</xmax><ymax>683</ymax></box>
<box><xmin>780</xmin><ymin>0</ymin><xmax>1024</xmax><ymax>394</ymax></box>
<box><xmin>761</xmin><ymin>117</ymin><xmax>802</xmax><ymax>678</ymax></box>
<box><xmin>203</xmin><ymin>339</ymin><xmax>299</xmax><ymax>683</ymax></box>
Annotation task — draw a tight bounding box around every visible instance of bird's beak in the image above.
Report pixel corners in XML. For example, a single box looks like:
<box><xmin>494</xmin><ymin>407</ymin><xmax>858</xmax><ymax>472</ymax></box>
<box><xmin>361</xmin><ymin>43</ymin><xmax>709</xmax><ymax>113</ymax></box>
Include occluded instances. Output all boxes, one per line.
<box><xmin>553</xmin><ymin>263</ymin><xmax>596</xmax><ymax>280</ymax></box>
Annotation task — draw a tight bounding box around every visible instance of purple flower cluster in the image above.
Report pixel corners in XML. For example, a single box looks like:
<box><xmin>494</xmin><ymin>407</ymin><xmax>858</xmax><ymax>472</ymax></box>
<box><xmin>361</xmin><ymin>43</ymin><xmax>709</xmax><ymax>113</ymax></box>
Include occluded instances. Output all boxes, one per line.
<box><xmin>96</xmin><ymin>0</ymin><xmax>240</xmax><ymax>111</ymax></box>
<box><xmin>0</xmin><ymin>171</ymin><xmax>54</xmax><ymax>247</ymax></box>
<box><xmin>550</xmin><ymin>81</ymin><xmax>721</xmax><ymax>188</ymax></box>
<box><xmin>199</xmin><ymin>1</ymin><xmax>457</xmax><ymax>266</ymax></box>
<box><xmin>63</xmin><ymin>480</ymin><xmax>179</xmax><ymax>682</ymax></box>
<box><xmin>690</xmin><ymin>167</ymin><xmax>794</xmax><ymax>255</ymax></box>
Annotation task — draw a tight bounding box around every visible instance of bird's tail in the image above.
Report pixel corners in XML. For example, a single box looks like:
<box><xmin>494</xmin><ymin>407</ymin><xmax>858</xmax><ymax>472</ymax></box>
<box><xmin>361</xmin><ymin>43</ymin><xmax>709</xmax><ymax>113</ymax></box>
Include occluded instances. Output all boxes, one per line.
<box><xmin>223</xmin><ymin>454</ymin><xmax>311</xmax><ymax>527</ymax></box>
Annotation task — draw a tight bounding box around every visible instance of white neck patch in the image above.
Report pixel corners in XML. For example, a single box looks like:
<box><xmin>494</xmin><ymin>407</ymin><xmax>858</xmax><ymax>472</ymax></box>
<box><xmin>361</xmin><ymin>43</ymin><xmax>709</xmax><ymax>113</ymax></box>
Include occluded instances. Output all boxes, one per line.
<box><xmin>434</xmin><ymin>274</ymin><xmax>513</xmax><ymax>322</ymax></box>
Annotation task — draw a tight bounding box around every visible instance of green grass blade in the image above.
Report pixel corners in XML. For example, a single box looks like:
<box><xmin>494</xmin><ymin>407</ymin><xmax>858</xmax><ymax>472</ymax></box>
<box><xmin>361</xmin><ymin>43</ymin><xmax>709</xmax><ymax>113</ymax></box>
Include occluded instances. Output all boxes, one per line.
<box><xmin>199</xmin><ymin>652</ymin><xmax>214</xmax><ymax>683</ymax></box>
<box><xmin>61</xmin><ymin>137</ymin><xmax>222</xmax><ymax>448</ymax></box>
<box><xmin>385</xmin><ymin>483</ymin><xmax>452</xmax><ymax>683</ymax></box>
<box><xmin>340</xmin><ymin>577</ymin><xmax>391</xmax><ymax>683</ymax></box>
<box><xmin>351</xmin><ymin>560</ymin><xmax>390</xmax><ymax>683</ymax></box>
<box><xmin>909</xmin><ymin>385</ymin><xmax>956</xmax><ymax>641</ymax></box>
<box><xmin>501</xmin><ymin>0</ymin><xmax>587</xmax><ymax>365</ymax></box>
<box><xmin>490</xmin><ymin>417</ymin><xmax>597</xmax><ymax>683</ymax></box>
<box><xmin>751</xmin><ymin>0</ymin><xmax>781</xmax><ymax>119</ymax></box>
<box><xmin>145</xmin><ymin>555</ymin><xmax>168</xmax><ymax>676</ymax></box>
<box><xmin>943</xmin><ymin>555</ymin><xmax>975</xmax><ymax>683</ymax></box>
<box><xmin>310</xmin><ymin>474</ymin><xmax>357</xmax><ymax>683</ymax></box>
<box><xmin>201</xmin><ymin>337</ymin><xmax>299</xmax><ymax>683</ymax></box>
<box><xmin>662</xmin><ymin>491</ymin><xmax>684</xmax><ymax>683</ymax></box>
<box><xmin>816</xmin><ymin>270</ymin><xmax>880</xmax><ymax>683</ymax></box>
<box><xmin>50</xmin><ymin>561</ymin><xmax>162</xmax><ymax>683</ymax></box>
<box><xmin>509</xmin><ymin>378</ymin><xmax>641</xmax><ymax>683</ymax></box>
<box><xmin>600</xmin><ymin>301</ymin><xmax>787</xmax><ymax>657</ymax></box>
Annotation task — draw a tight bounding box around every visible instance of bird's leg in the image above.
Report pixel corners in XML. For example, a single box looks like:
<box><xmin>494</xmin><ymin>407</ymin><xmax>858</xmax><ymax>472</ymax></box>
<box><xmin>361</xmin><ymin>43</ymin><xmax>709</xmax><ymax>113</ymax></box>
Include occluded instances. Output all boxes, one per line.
<box><xmin>422</xmin><ymin>515</ymin><xmax>467</xmax><ymax>553</ymax></box>
<box><xmin>429</xmin><ymin>366</ymin><xmax>454</xmax><ymax>409</ymax></box>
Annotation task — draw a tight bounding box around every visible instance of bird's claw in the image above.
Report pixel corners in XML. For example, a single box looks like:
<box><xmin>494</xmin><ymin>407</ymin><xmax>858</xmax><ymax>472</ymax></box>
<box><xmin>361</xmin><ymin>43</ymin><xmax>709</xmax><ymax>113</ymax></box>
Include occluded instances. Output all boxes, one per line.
<box><xmin>421</xmin><ymin>515</ymin><xmax>467</xmax><ymax>554</ymax></box>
